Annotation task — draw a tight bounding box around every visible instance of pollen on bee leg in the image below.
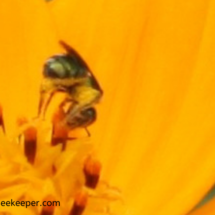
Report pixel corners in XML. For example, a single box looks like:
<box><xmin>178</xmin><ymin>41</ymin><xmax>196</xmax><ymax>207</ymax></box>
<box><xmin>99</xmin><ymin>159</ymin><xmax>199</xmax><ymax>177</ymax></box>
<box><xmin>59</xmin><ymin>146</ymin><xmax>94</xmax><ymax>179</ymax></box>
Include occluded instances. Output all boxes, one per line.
<box><xmin>23</xmin><ymin>126</ymin><xmax>37</xmax><ymax>164</ymax></box>
<box><xmin>40</xmin><ymin>196</ymin><xmax>55</xmax><ymax>215</ymax></box>
<box><xmin>51</xmin><ymin>107</ymin><xmax>68</xmax><ymax>150</ymax></box>
<box><xmin>69</xmin><ymin>191</ymin><xmax>88</xmax><ymax>215</ymax></box>
<box><xmin>0</xmin><ymin>104</ymin><xmax>5</xmax><ymax>133</ymax></box>
<box><xmin>83</xmin><ymin>156</ymin><xmax>102</xmax><ymax>189</ymax></box>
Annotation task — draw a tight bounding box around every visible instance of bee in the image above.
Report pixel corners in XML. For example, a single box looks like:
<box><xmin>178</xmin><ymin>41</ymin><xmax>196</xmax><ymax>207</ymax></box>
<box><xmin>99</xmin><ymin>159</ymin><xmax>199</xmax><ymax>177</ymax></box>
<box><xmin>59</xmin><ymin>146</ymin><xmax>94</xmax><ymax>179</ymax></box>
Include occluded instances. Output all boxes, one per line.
<box><xmin>38</xmin><ymin>41</ymin><xmax>103</xmax><ymax>131</ymax></box>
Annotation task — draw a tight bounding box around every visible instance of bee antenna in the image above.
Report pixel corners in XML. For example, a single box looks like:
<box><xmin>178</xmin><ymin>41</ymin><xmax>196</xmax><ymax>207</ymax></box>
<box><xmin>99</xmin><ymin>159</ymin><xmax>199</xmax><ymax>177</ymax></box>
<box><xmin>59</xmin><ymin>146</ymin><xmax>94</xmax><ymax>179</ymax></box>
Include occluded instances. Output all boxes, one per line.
<box><xmin>84</xmin><ymin>127</ymin><xmax>91</xmax><ymax>137</ymax></box>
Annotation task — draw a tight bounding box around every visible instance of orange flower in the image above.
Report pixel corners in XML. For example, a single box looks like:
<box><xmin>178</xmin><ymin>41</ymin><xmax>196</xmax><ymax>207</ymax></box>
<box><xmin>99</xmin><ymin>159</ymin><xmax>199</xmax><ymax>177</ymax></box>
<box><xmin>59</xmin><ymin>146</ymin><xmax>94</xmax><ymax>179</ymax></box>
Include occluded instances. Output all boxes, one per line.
<box><xmin>1</xmin><ymin>0</ymin><xmax>215</xmax><ymax>215</ymax></box>
<box><xmin>48</xmin><ymin>0</ymin><xmax>215</xmax><ymax>214</ymax></box>
<box><xmin>0</xmin><ymin>1</ymin><xmax>122</xmax><ymax>215</ymax></box>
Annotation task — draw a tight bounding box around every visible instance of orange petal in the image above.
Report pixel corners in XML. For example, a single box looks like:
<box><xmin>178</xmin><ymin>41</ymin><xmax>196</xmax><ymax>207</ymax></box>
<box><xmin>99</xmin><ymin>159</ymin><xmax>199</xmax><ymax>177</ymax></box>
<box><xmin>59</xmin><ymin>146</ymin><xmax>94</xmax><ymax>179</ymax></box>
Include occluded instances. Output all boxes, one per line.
<box><xmin>0</xmin><ymin>1</ymin><xmax>61</xmax><ymax>135</ymax></box>
<box><xmin>189</xmin><ymin>197</ymin><xmax>215</xmax><ymax>215</ymax></box>
<box><xmin>50</xmin><ymin>0</ymin><xmax>215</xmax><ymax>214</ymax></box>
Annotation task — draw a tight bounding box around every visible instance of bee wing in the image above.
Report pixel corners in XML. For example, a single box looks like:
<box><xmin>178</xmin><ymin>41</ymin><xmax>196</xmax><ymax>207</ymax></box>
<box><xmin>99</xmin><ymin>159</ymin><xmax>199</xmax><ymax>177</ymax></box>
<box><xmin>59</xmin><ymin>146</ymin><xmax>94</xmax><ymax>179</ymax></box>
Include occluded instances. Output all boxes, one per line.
<box><xmin>59</xmin><ymin>41</ymin><xmax>103</xmax><ymax>93</ymax></box>
<box><xmin>59</xmin><ymin>40</ymin><xmax>90</xmax><ymax>71</ymax></box>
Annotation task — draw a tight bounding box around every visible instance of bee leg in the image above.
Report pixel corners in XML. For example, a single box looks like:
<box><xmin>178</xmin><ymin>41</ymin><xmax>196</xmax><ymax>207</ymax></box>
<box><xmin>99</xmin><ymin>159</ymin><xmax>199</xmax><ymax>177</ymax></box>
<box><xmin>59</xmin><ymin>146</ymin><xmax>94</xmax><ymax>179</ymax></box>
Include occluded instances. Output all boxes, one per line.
<box><xmin>84</xmin><ymin>127</ymin><xmax>91</xmax><ymax>137</ymax></box>
<box><xmin>63</xmin><ymin>100</ymin><xmax>82</xmax><ymax>122</ymax></box>
<box><xmin>59</xmin><ymin>97</ymin><xmax>75</xmax><ymax>109</ymax></box>
<box><xmin>38</xmin><ymin>90</ymin><xmax>55</xmax><ymax>119</ymax></box>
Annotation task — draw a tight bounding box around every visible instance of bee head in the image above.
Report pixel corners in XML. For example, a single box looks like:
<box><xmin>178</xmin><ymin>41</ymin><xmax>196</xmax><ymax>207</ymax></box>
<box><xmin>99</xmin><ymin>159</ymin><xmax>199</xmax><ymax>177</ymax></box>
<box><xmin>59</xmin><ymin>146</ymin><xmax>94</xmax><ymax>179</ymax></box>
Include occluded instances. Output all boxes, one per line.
<box><xmin>43</xmin><ymin>55</ymin><xmax>88</xmax><ymax>79</ymax></box>
<box><xmin>66</xmin><ymin>107</ymin><xmax>97</xmax><ymax>129</ymax></box>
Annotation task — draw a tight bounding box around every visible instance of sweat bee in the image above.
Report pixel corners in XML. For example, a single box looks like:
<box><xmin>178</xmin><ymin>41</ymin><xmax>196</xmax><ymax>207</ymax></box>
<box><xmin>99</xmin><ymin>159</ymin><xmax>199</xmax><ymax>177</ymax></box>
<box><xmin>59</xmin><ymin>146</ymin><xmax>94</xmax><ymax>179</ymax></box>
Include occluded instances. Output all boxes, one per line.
<box><xmin>39</xmin><ymin>41</ymin><xmax>103</xmax><ymax>131</ymax></box>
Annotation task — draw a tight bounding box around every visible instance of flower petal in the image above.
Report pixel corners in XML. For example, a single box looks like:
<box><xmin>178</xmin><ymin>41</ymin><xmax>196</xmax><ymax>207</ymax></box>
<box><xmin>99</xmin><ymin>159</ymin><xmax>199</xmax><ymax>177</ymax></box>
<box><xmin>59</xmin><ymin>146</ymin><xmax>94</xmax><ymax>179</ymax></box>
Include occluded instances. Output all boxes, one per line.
<box><xmin>50</xmin><ymin>0</ymin><xmax>215</xmax><ymax>214</ymax></box>
<box><xmin>0</xmin><ymin>1</ymin><xmax>60</xmax><ymax>135</ymax></box>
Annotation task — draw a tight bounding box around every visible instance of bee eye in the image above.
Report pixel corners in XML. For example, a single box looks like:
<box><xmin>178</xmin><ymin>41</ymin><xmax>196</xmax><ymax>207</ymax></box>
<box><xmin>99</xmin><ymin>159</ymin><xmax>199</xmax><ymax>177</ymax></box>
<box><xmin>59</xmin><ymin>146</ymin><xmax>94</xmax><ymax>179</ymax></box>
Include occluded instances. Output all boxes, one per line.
<box><xmin>43</xmin><ymin>57</ymin><xmax>67</xmax><ymax>79</ymax></box>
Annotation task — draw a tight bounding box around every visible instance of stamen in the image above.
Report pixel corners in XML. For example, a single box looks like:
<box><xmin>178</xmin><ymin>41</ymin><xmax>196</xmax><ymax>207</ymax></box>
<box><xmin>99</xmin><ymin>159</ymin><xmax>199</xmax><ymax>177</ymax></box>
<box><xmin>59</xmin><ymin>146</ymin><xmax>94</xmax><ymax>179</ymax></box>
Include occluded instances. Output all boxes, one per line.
<box><xmin>0</xmin><ymin>105</ymin><xmax>5</xmax><ymax>133</ymax></box>
<box><xmin>41</xmin><ymin>209</ymin><xmax>54</xmax><ymax>215</ymax></box>
<box><xmin>83</xmin><ymin>156</ymin><xmax>102</xmax><ymax>189</ymax></box>
<box><xmin>23</xmin><ymin>126</ymin><xmax>37</xmax><ymax>164</ymax></box>
<box><xmin>41</xmin><ymin>196</ymin><xmax>55</xmax><ymax>215</ymax></box>
<box><xmin>52</xmin><ymin>108</ymin><xmax>68</xmax><ymax>150</ymax></box>
<box><xmin>69</xmin><ymin>191</ymin><xmax>88</xmax><ymax>215</ymax></box>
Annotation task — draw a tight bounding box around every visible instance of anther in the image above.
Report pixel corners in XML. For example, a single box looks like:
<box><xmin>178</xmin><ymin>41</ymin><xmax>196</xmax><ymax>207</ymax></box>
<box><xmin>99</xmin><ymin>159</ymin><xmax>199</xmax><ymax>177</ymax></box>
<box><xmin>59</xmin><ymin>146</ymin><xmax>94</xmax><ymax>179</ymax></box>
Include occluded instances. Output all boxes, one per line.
<box><xmin>23</xmin><ymin>126</ymin><xmax>37</xmax><ymax>164</ymax></box>
<box><xmin>83</xmin><ymin>156</ymin><xmax>102</xmax><ymax>189</ymax></box>
<box><xmin>41</xmin><ymin>196</ymin><xmax>55</xmax><ymax>215</ymax></box>
<box><xmin>52</xmin><ymin>107</ymin><xmax>68</xmax><ymax>150</ymax></box>
<box><xmin>69</xmin><ymin>191</ymin><xmax>88</xmax><ymax>215</ymax></box>
<box><xmin>41</xmin><ymin>208</ymin><xmax>54</xmax><ymax>215</ymax></box>
<box><xmin>0</xmin><ymin>105</ymin><xmax>5</xmax><ymax>133</ymax></box>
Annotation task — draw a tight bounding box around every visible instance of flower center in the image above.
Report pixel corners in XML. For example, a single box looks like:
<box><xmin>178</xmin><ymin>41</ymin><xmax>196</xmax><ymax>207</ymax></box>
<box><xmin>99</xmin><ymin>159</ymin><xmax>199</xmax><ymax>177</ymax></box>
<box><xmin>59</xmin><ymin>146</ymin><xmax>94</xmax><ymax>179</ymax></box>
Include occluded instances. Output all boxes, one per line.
<box><xmin>0</xmin><ymin>104</ymin><xmax>122</xmax><ymax>215</ymax></box>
